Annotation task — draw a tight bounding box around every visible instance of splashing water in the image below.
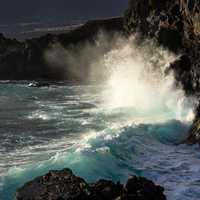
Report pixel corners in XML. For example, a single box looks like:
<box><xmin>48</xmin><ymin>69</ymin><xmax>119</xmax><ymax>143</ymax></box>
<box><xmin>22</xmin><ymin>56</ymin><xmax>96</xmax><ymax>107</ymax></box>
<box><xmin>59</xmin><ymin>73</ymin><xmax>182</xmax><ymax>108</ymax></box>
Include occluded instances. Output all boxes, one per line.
<box><xmin>0</xmin><ymin>37</ymin><xmax>198</xmax><ymax>200</ymax></box>
<box><xmin>103</xmin><ymin>37</ymin><xmax>195</xmax><ymax>123</ymax></box>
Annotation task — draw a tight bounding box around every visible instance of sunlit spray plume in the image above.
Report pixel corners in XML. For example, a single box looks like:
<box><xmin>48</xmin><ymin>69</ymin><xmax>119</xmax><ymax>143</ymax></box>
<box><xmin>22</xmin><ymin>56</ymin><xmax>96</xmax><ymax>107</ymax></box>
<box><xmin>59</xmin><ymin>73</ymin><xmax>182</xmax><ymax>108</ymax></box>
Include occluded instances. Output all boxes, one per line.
<box><xmin>44</xmin><ymin>33</ymin><xmax>196</xmax><ymax>124</ymax></box>
<box><xmin>101</xmin><ymin>36</ymin><xmax>196</xmax><ymax>123</ymax></box>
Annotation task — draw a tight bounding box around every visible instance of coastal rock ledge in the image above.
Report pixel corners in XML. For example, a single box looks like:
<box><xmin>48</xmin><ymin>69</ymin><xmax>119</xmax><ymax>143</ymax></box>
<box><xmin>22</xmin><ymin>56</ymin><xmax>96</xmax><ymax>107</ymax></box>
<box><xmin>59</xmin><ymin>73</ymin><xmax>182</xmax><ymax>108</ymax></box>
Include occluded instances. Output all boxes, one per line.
<box><xmin>15</xmin><ymin>168</ymin><xmax>166</xmax><ymax>200</ymax></box>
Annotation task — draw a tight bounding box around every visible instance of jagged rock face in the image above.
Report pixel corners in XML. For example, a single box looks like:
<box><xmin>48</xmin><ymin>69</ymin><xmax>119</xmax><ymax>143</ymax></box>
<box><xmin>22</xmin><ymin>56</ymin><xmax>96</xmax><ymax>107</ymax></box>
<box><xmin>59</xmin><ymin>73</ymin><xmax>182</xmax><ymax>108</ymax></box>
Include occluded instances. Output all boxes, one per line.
<box><xmin>124</xmin><ymin>0</ymin><xmax>200</xmax><ymax>46</ymax></box>
<box><xmin>125</xmin><ymin>0</ymin><xmax>200</xmax><ymax>144</ymax></box>
<box><xmin>16</xmin><ymin>169</ymin><xmax>90</xmax><ymax>200</ymax></box>
<box><xmin>15</xmin><ymin>168</ymin><xmax>166</xmax><ymax>200</ymax></box>
<box><xmin>186</xmin><ymin>104</ymin><xmax>200</xmax><ymax>144</ymax></box>
<box><xmin>124</xmin><ymin>0</ymin><xmax>200</xmax><ymax>93</ymax></box>
<box><xmin>187</xmin><ymin>118</ymin><xmax>200</xmax><ymax>144</ymax></box>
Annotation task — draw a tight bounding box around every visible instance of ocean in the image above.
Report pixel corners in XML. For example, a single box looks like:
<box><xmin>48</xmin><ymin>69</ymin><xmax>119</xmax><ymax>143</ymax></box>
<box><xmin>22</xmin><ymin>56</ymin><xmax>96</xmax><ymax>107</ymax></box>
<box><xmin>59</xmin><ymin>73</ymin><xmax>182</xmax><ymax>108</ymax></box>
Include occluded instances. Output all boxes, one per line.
<box><xmin>0</xmin><ymin>81</ymin><xmax>199</xmax><ymax>200</ymax></box>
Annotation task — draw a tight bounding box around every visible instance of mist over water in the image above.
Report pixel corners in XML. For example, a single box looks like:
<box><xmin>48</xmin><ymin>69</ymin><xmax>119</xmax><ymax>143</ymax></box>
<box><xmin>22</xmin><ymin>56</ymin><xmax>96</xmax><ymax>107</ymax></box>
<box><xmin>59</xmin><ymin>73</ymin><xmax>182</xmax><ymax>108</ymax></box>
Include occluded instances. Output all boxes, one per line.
<box><xmin>102</xmin><ymin>36</ymin><xmax>195</xmax><ymax>123</ymax></box>
<box><xmin>45</xmin><ymin>34</ymin><xmax>196</xmax><ymax>123</ymax></box>
<box><xmin>0</xmin><ymin>35</ymin><xmax>199</xmax><ymax>200</ymax></box>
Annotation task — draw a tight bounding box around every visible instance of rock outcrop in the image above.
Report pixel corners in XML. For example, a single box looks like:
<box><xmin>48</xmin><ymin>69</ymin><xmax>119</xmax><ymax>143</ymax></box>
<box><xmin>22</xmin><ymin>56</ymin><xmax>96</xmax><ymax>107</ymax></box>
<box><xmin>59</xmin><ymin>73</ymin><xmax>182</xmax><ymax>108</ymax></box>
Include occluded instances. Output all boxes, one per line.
<box><xmin>15</xmin><ymin>168</ymin><xmax>166</xmax><ymax>200</ymax></box>
<box><xmin>186</xmin><ymin>103</ymin><xmax>200</xmax><ymax>144</ymax></box>
<box><xmin>124</xmin><ymin>0</ymin><xmax>200</xmax><ymax>93</ymax></box>
<box><xmin>124</xmin><ymin>0</ymin><xmax>200</xmax><ymax>144</ymax></box>
<box><xmin>0</xmin><ymin>17</ymin><xmax>123</xmax><ymax>81</ymax></box>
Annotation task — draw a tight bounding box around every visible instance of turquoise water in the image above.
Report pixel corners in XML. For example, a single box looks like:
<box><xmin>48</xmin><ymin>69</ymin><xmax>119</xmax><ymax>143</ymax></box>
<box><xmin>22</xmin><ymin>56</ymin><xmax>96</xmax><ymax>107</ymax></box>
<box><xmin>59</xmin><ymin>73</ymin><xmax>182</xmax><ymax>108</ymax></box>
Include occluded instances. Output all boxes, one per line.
<box><xmin>0</xmin><ymin>82</ymin><xmax>199</xmax><ymax>200</ymax></box>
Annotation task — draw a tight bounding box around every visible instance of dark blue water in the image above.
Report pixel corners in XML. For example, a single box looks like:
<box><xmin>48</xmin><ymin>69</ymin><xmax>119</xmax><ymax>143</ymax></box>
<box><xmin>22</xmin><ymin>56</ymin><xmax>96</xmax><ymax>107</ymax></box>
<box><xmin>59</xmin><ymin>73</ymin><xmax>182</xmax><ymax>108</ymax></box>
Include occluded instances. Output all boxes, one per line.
<box><xmin>0</xmin><ymin>82</ymin><xmax>199</xmax><ymax>200</ymax></box>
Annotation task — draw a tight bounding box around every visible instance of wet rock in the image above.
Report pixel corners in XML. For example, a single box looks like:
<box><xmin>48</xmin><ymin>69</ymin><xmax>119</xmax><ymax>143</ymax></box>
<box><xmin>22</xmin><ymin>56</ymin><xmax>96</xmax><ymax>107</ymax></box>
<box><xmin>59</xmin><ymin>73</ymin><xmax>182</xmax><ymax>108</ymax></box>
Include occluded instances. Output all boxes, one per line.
<box><xmin>15</xmin><ymin>169</ymin><xmax>90</xmax><ymax>200</ymax></box>
<box><xmin>187</xmin><ymin>118</ymin><xmax>200</xmax><ymax>144</ymax></box>
<box><xmin>124</xmin><ymin>0</ymin><xmax>200</xmax><ymax>47</ymax></box>
<box><xmin>186</xmin><ymin>104</ymin><xmax>200</xmax><ymax>144</ymax></box>
<box><xmin>156</xmin><ymin>27</ymin><xmax>182</xmax><ymax>52</ymax></box>
<box><xmin>168</xmin><ymin>55</ymin><xmax>194</xmax><ymax>93</ymax></box>
<box><xmin>15</xmin><ymin>168</ymin><xmax>166</xmax><ymax>200</ymax></box>
<box><xmin>89</xmin><ymin>180</ymin><xmax>123</xmax><ymax>200</ymax></box>
<box><xmin>124</xmin><ymin>176</ymin><xmax>166</xmax><ymax>200</ymax></box>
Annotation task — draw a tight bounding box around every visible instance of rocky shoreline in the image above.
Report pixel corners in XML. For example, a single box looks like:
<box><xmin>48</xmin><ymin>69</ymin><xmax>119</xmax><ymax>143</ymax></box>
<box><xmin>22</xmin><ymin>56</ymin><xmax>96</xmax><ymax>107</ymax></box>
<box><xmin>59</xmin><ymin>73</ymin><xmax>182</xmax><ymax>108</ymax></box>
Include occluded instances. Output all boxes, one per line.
<box><xmin>15</xmin><ymin>168</ymin><xmax>166</xmax><ymax>200</ymax></box>
<box><xmin>0</xmin><ymin>17</ymin><xmax>123</xmax><ymax>81</ymax></box>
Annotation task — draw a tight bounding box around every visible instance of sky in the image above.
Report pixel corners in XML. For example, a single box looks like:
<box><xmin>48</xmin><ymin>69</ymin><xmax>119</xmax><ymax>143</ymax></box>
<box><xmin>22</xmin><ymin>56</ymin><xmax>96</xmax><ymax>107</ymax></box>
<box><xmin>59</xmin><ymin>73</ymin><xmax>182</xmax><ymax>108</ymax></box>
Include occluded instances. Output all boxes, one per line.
<box><xmin>0</xmin><ymin>0</ymin><xmax>128</xmax><ymax>24</ymax></box>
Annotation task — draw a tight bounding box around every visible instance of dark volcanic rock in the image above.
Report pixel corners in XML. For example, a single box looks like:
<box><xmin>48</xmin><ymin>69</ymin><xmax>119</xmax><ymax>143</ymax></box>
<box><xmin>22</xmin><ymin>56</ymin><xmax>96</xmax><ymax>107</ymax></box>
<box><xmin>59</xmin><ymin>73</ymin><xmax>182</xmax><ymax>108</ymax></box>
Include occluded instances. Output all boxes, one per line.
<box><xmin>124</xmin><ymin>0</ymin><xmax>200</xmax><ymax>48</ymax></box>
<box><xmin>124</xmin><ymin>176</ymin><xmax>165</xmax><ymax>200</ymax></box>
<box><xmin>16</xmin><ymin>168</ymin><xmax>89</xmax><ymax>200</ymax></box>
<box><xmin>89</xmin><ymin>180</ymin><xmax>123</xmax><ymax>200</ymax></box>
<box><xmin>187</xmin><ymin>118</ymin><xmax>200</xmax><ymax>144</ymax></box>
<box><xmin>15</xmin><ymin>168</ymin><xmax>166</xmax><ymax>200</ymax></box>
<box><xmin>28</xmin><ymin>81</ymin><xmax>50</xmax><ymax>88</ymax></box>
<box><xmin>186</xmin><ymin>104</ymin><xmax>200</xmax><ymax>144</ymax></box>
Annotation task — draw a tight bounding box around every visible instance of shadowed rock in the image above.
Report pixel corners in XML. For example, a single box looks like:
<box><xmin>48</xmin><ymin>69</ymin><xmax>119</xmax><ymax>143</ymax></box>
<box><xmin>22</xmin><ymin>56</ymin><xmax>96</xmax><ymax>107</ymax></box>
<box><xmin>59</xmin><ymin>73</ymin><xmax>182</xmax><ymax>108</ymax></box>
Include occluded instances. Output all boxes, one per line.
<box><xmin>0</xmin><ymin>17</ymin><xmax>124</xmax><ymax>81</ymax></box>
<box><xmin>15</xmin><ymin>168</ymin><xmax>166</xmax><ymax>200</ymax></box>
<box><xmin>124</xmin><ymin>0</ymin><xmax>200</xmax><ymax>92</ymax></box>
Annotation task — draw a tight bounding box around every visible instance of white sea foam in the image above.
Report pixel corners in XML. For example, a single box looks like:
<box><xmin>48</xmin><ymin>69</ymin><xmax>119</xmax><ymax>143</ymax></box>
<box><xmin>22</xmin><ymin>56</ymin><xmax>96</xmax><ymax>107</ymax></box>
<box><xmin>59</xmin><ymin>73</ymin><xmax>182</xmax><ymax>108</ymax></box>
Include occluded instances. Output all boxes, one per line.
<box><xmin>27</xmin><ymin>111</ymin><xmax>50</xmax><ymax>120</ymax></box>
<box><xmin>100</xmin><ymin>37</ymin><xmax>196</xmax><ymax>124</ymax></box>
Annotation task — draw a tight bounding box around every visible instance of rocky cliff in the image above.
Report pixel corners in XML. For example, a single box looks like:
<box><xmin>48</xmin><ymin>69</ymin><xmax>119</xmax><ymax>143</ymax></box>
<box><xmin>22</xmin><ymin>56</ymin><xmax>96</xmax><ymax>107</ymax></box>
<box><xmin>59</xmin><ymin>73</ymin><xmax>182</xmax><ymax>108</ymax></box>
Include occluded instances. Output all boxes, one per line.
<box><xmin>124</xmin><ymin>0</ymin><xmax>200</xmax><ymax>144</ymax></box>
<box><xmin>0</xmin><ymin>17</ymin><xmax>123</xmax><ymax>81</ymax></box>
<box><xmin>124</xmin><ymin>0</ymin><xmax>200</xmax><ymax>92</ymax></box>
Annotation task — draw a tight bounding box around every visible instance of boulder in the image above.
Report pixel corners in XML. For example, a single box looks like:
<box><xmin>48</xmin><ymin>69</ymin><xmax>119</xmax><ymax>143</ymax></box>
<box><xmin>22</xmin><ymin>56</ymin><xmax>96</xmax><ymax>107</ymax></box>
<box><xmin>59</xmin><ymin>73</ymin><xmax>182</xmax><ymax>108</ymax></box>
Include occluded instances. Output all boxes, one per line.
<box><xmin>15</xmin><ymin>168</ymin><xmax>166</xmax><ymax>200</ymax></box>
<box><xmin>15</xmin><ymin>169</ymin><xmax>90</xmax><ymax>200</ymax></box>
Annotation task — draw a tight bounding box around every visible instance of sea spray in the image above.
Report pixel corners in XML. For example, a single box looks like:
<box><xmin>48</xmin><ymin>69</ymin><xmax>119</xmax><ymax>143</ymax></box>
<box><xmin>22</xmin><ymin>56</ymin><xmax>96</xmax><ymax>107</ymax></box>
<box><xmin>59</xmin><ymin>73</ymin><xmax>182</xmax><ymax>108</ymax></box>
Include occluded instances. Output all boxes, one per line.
<box><xmin>100</xmin><ymin>36</ymin><xmax>196</xmax><ymax>124</ymax></box>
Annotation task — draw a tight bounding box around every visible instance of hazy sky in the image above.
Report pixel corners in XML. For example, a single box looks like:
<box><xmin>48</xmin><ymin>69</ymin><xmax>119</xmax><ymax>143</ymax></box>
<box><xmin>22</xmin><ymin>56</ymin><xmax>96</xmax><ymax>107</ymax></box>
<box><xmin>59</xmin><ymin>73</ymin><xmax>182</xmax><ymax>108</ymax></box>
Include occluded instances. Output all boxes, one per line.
<box><xmin>0</xmin><ymin>0</ymin><xmax>128</xmax><ymax>24</ymax></box>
